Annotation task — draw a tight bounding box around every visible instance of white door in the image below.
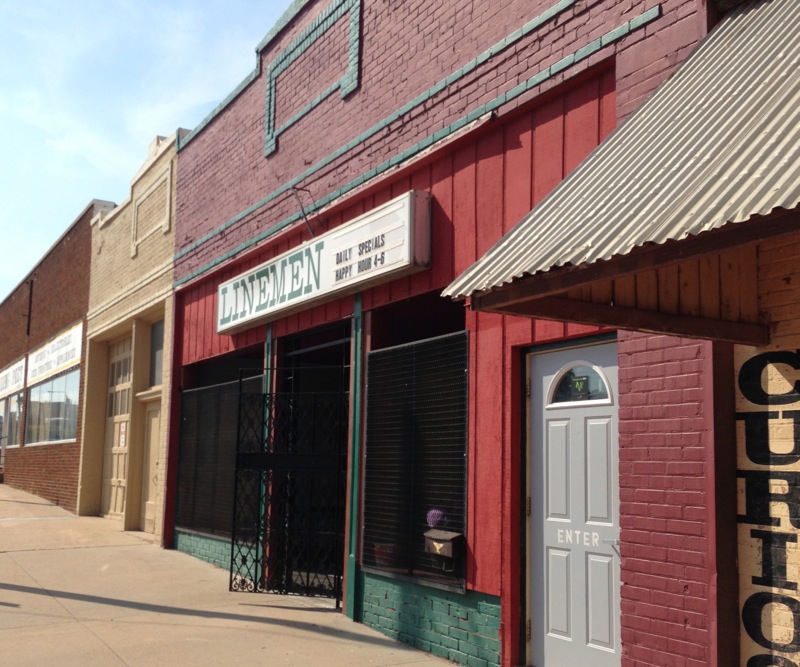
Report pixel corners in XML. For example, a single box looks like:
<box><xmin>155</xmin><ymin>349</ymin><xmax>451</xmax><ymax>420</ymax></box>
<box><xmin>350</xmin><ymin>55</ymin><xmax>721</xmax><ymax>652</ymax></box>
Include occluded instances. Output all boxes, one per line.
<box><xmin>139</xmin><ymin>401</ymin><xmax>161</xmax><ymax>533</ymax></box>
<box><xmin>530</xmin><ymin>341</ymin><xmax>620</xmax><ymax>667</ymax></box>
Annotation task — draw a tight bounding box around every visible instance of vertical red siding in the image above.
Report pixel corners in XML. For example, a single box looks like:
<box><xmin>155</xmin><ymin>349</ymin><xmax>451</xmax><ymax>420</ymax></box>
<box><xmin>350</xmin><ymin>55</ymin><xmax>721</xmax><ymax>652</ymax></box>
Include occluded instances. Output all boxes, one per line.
<box><xmin>504</xmin><ymin>114</ymin><xmax>533</xmax><ymax>230</ymax></box>
<box><xmin>564</xmin><ymin>80</ymin><xmax>601</xmax><ymax>173</ymax></box>
<box><xmin>475</xmin><ymin>129</ymin><xmax>504</xmax><ymax>257</ymax></box>
<box><xmin>177</xmin><ymin>71</ymin><xmax>613</xmax><ymax>606</ymax></box>
<box><xmin>430</xmin><ymin>153</ymin><xmax>455</xmax><ymax>288</ymax></box>
<box><xmin>452</xmin><ymin>142</ymin><xmax>478</xmax><ymax>276</ymax></box>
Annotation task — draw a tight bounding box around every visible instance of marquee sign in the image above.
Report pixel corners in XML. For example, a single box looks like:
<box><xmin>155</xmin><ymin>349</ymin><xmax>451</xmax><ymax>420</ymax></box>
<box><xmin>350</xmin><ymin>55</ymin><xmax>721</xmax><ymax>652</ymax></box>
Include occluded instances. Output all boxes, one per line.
<box><xmin>217</xmin><ymin>190</ymin><xmax>431</xmax><ymax>333</ymax></box>
<box><xmin>27</xmin><ymin>322</ymin><xmax>83</xmax><ymax>386</ymax></box>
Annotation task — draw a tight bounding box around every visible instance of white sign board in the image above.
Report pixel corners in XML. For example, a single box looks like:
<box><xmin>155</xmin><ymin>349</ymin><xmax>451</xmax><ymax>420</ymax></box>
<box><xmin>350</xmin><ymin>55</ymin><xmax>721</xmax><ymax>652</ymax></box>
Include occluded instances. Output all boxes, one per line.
<box><xmin>217</xmin><ymin>190</ymin><xmax>431</xmax><ymax>333</ymax></box>
<box><xmin>27</xmin><ymin>322</ymin><xmax>83</xmax><ymax>385</ymax></box>
<box><xmin>0</xmin><ymin>358</ymin><xmax>25</xmax><ymax>399</ymax></box>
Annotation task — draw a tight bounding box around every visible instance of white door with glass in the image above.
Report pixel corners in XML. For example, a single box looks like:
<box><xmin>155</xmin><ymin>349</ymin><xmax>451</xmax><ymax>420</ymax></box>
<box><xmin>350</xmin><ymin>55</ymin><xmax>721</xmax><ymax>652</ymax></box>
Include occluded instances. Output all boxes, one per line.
<box><xmin>529</xmin><ymin>341</ymin><xmax>620</xmax><ymax>666</ymax></box>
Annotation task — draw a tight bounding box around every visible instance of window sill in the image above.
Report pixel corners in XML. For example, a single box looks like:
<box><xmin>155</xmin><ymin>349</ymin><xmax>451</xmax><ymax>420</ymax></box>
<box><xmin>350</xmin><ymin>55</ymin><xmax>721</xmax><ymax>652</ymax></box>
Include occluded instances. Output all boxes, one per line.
<box><xmin>360</xmin><ymin>564</ymin><xmax>466</xmax><ymax>595</ymax></box>
<box><xmin>22</xmin><ymin>439</ymin><xmax>78</xmax><ymax>447</ymax></box>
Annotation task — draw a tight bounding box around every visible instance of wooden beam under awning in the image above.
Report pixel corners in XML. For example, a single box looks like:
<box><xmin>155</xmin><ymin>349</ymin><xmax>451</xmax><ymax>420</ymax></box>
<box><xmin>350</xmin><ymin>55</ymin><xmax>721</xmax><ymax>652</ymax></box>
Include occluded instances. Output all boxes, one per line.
<box><xmin>466</xmin><ymin>211</ymin><xmax>800</xmax><ymax>346</ymax></box>
<box><xmin>480</xmin><ymin>296</ymin><xmax>770</xmax><ymax>345</ymax></box>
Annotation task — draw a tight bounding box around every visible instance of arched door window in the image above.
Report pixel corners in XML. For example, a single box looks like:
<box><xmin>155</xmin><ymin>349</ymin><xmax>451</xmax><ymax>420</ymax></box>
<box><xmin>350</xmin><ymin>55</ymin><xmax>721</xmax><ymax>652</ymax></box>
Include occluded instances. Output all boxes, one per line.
<box><xmin>547</xmin><ymin>361</ymin><xmax>612</xmax><ymax>406</ymax></box>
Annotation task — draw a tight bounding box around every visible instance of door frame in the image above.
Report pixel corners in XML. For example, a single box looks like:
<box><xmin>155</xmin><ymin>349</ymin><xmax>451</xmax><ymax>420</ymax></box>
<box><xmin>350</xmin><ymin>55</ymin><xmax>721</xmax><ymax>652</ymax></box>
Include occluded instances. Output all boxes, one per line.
<box><xmin>524</xmin><ymin>334</ymin><xmax>619</xmax><ymax>666</ymax></box>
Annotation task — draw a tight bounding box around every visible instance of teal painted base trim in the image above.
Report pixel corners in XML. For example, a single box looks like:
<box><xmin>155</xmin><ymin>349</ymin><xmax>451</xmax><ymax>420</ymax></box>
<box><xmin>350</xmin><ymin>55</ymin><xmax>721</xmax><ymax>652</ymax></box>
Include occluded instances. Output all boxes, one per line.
<box><xmin>359</xmin><ymin>571</ymin><xmax>501</xmax><ymax>667</ymax></box>
<box><xmin>174</xmin><ymin>529</ymin><xmax>230</xmax><ymax>570</ymax></box>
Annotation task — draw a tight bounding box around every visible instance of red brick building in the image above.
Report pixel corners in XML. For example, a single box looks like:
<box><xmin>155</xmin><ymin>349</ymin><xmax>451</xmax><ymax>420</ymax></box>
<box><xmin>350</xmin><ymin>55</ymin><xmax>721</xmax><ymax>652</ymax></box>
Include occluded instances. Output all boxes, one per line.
<box><xmin>446</xmin><ymin>0</ymin><xmax>799</xmax><ymax>665</ymax></box>
<box><xmin>168</xmin><ymin>1</ymin><xmax>738</xmax><ymax>665</ymax></box>
<box><xmin>0</xmin><ymin>200</ymin><xmax>113</xmax><ymax>512</ymax></box>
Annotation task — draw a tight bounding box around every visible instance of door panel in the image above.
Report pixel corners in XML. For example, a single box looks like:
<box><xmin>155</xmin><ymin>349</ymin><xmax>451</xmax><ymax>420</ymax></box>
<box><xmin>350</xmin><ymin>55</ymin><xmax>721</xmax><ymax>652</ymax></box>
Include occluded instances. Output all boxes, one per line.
<box><xmin>547</xmin><ymin>548</ymin><xmax>571</xmax><ymax>636</ymax></box>
<box><xmin>547</xmin><ymin>420</ymin><xmax>569</xmax><ymax>518</ymax></box>
<box><xmin>530</xmin><ymin>341</ymin><xmax>620</xmax><ymax>667</ymax></box>
<box><xmin>140</xmin><ymin>401</ymin><xmax>160</xmax><ymax>533</ymax></box>
<box><xmin>586</xmin><ymin>417</ymin><xmax>612</xmax><ymax>522</ymax></box>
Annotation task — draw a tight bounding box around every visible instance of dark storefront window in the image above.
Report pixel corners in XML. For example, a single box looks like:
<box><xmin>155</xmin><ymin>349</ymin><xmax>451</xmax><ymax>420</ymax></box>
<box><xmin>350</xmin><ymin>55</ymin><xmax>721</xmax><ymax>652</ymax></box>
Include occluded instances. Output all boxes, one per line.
<box><xmin>149</xmin><ymin>319</ymin><xmax>164</xmax><ymax>387</ymax></box>
<box><xmin>363</xmin><ymin>330</ymin><xmax>468</xmax><ymax>589</ymax></box>
<box><xmin>176</xmin><ymin>375</ymin><xmax>262</xmax><ymax>537</ymax></box>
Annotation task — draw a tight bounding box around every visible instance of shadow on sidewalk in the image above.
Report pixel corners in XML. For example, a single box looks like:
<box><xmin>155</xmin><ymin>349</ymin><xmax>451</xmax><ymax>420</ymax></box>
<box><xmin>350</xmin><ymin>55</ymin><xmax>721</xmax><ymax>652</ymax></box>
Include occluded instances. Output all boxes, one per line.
<box><xmin>0</xmin><ymin>582</ymin><xmax>395</xmax><ymax>647</ymax></box>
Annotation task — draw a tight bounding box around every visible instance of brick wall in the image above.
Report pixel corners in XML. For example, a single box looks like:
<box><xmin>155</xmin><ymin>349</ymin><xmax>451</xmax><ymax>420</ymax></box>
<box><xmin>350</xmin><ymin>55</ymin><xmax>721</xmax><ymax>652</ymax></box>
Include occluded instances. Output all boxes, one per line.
<box><xmin>88</xmin><ymin>136</ymin><xmax>177</xmax><ymax>336</ymax></box>
<box><xmin>174</xmin><ymin>530</ymin><xmax>230</xmax><ymax>570</ymax></box>
<box><xmin>617</xmin><ymin>330</ymin><xmax>717</xmax><ymax>666</ymax></box>
<box><xmin>175</xmin><ymin>0</ymin><xmax>708</xmax><ymax>286</ymax></box>
<box><xmin>0</xmin><ymin>201</ymin><xmax>102</xmax><ymax>513</ymax></box>
<box><xmin>360</xmin><ymin>573</ymin><xmax>501</xmax><ymax>667</ymax></box>
<box><xmin>0</xmin><ymin>205</ymin><xmax>95</xmax><ymax>361</ymax></box>
<box><xmin>4</xmin><ymin>442</ymin><xmax>81</xmax><ymax>510</ymax></box>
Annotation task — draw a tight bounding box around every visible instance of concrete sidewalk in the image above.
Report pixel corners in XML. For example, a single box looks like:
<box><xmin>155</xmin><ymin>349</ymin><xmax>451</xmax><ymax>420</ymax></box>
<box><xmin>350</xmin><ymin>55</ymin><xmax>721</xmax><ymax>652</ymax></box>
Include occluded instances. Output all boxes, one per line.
<box><xmin>0</xmin><ymin>484</ymin><xmax>448</xmax><ymax>666</ymax></box>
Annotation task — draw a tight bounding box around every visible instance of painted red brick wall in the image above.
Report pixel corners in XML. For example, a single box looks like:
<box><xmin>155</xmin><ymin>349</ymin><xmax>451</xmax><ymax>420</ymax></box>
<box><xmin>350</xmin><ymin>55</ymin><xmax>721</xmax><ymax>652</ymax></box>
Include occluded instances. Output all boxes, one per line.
<box><xmin>175</xmin><ymin>0</ymin><xmax>709</xmax><ymax>285</ymax></box>
<box><xmin>1</xmin><ymin>203</ymin><xmax>94</xmax><ymax>513</ymax></box>
<box><xmin>617</xmin><ymin>330</ymin><xmax>720</xmax><ymax>667</ymax></box>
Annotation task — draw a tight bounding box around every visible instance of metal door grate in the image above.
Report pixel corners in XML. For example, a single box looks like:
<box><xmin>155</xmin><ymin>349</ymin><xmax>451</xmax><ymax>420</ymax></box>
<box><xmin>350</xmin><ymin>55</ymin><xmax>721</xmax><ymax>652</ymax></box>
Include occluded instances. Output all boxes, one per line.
<box><xmin>231</xmin><ymin>384</ymin><xmax>348</xmax><ymax>603</ymax></box>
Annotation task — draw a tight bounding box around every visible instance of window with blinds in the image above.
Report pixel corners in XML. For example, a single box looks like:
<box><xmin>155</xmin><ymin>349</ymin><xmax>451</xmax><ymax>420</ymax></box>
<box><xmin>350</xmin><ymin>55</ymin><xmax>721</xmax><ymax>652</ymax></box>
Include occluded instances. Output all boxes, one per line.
<box><xmin>362</xmin><ymin>330</ymin><xmax>468</xmax><ymax>589</ymax></box>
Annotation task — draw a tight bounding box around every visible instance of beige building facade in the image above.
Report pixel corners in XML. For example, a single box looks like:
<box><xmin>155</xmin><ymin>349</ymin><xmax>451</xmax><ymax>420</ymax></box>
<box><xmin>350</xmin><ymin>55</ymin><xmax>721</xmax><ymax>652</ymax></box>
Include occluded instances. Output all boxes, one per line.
<box><xmin>78</xmin><ymin>132</ymin><xmax>183</xmax><ymax>542</ymax></box>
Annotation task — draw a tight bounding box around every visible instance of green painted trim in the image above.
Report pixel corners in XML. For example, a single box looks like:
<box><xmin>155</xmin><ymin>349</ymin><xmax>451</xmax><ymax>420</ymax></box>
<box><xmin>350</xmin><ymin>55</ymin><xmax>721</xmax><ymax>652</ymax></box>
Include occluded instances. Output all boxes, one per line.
<box><xmin>345</xmin><ymin>293</ymin><xmax>363</xmax><ymax>619</ymax></box>
<box><xmin>264</xmin><ymin>0</ymin><xmax>362</xmax><ymax>156</ymax></box>
<box><xmin>174</xmin><ymin>529</ymin><xmax>230</xmax><ymax>569</ymax></box>
<box><xmin>174</xmin><ymin>0</ymin><xmax>578</xmax><ymax>263</ymax></box>
<box><xmin>178</xmin><ymin>68</ymin><xmax>261</xmax><ymax>151</ymax></box>
<box><xmin>178</xmin><ymin>0</ymin><xmax>319</xmax><ymax>152</ymax></box>
<box><xmin>256</xmin><ymin>0</ymin><xmax>317</xmax><ymax>54</ymax></box>
<box><xmin>175</xmin><ymin>5</ymin><xmax>661</xmax><ymax>286</ymax></box>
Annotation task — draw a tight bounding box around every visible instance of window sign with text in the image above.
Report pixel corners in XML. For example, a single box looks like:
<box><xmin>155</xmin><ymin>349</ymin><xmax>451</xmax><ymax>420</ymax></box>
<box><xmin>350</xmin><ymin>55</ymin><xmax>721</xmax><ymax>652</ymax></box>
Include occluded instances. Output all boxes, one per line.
<box><xmin>27</xmin><ymin>322</ymin><xmax>83</xmax><ymax>385</ymax></box>
<box><xmin>0</xmin><ymin>358</ymin><xmax>25</xmax><ymax>400</ymax></box>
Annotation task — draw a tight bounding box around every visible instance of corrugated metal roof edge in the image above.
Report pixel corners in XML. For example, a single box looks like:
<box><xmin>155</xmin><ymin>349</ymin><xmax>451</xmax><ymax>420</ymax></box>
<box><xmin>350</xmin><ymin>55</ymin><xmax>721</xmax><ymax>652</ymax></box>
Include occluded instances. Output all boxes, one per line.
<box><xmin>442</xmin><ymin>0</ymin><xmax>800</xmax><ymax>300</ymax></box>
<box><xmin>460</xmin><ymin>204</ymin><xmax>800</xmax><ymax>305</ymax></box>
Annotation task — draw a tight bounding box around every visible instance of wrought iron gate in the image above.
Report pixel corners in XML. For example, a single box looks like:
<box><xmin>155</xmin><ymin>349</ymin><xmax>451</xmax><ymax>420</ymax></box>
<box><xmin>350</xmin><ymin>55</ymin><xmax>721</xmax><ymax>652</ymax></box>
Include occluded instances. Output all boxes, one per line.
<box><xmin>230</xmin><ymin>382</ymin><xmax>348</xmax><ymax>604</ymax></box>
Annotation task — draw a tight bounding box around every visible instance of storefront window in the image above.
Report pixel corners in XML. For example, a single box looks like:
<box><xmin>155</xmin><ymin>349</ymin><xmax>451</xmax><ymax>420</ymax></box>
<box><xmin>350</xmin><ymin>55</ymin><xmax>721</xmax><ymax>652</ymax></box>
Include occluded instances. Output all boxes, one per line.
<box><xmin>0</xmin><ymin>392</ymin><xmax>23</xmax><ymax>447</ymax></box>
<box><xmin>362</xmin><ymin>331</ymin><xmax>469</xmax><ymax>589</ymax></box>
<box><xmin>149</xmin><ymin>319</ymin><xmax>164</xmax><ymax>387</ymax></box>
<box><xmin>0</xmin><ymin>393</ymin><xmax>23</xmax><ymax>468</ymax></box>
<box><xmin>2</xmin><ymin>393</ymin><xmax>23</xmax><ymax>447</ymax></box>
<box><xmin>25</xmin><ymin>369</ymin><xmax>80</xmax><ymax>444</ymax></box>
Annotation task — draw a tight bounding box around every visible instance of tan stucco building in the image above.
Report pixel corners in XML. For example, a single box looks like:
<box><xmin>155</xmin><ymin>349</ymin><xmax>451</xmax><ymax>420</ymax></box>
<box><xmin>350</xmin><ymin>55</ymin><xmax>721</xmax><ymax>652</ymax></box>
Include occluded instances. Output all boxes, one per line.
<box><xmin>78</xmin><ymin>132</ymin><xmax>183</xmax><ymax>542</ymax></box>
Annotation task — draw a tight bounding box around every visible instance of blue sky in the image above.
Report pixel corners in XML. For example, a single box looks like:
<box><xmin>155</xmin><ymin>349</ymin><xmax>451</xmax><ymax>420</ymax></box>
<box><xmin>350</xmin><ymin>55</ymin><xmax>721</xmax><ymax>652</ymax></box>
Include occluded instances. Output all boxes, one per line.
<box><xmin>0</xmin><ymin>0</ymin><xmax>295</xmax><ymax>303</ymax></box>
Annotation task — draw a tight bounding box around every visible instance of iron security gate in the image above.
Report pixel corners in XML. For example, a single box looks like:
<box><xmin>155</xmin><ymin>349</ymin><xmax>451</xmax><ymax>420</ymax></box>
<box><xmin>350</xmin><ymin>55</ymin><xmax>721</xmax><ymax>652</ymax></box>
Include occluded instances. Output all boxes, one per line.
<box><xmin>230</xmin><ymin>381</ymin><xmax>348</xmax><ymax>604</ymax></box>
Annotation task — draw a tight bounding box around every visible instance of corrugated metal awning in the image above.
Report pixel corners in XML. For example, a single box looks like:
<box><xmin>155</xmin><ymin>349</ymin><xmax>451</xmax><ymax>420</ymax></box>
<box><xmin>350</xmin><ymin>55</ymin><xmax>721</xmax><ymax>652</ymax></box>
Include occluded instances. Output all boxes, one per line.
<box><xmin>443</xmin><ymin>0</ymin><xmax>800</xmax><ymax>301</ymax></box>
